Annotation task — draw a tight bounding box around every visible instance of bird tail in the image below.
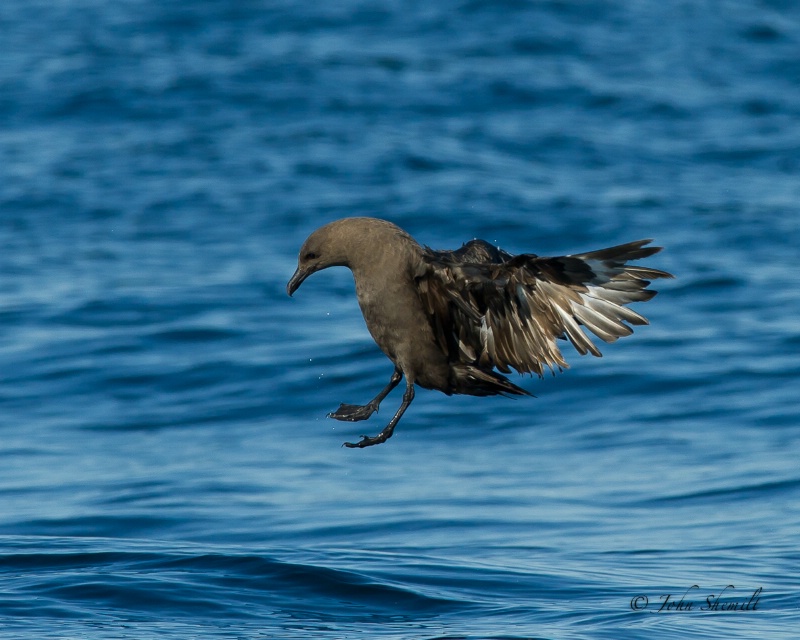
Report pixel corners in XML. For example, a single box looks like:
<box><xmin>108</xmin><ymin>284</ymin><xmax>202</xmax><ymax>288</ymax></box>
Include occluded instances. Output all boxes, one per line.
<box><xmin>449</xmin><ymin>364</ymin><xmax>533</xmax><ymax>397</ymax></box>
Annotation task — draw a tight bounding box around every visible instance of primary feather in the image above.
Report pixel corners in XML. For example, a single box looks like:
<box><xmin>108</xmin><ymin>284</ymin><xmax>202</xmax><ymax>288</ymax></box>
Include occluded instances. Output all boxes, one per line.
<box><xmin>418</xmin><ymin>239</ymin><xmax>673</xmax><ymax>377</ymax></box>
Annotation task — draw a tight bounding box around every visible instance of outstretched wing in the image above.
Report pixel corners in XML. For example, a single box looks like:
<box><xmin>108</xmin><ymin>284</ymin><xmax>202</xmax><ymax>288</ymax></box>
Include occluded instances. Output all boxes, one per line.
<box><xmin>416</xmin><ymin>239</ymin><xmax>673</xmax><ymax>377</ymax></box>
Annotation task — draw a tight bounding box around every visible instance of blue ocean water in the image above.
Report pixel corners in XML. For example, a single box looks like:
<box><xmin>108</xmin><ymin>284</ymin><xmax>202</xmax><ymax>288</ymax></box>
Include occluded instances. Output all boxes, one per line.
<box><xmin>1</xmin><ymin>0</ymin><xmax>799</xmax><ymax>637</ymax></box>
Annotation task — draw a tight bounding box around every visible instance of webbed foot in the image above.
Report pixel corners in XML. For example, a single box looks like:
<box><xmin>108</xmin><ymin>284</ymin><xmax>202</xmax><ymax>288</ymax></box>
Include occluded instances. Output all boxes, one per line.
<box><xmin>327</xmin><ymin>402</ymin><xmax>378</xmax><ymax>422</ymax></box>
<box><xmin>340</xmin><ymin>376</ymin><xmax>413</xmax><ymax>449</ymax></box>
<box><xmin>342</xmin><ymin>429</ymin><xmax>393</xmax><ymax>448</ymax></box>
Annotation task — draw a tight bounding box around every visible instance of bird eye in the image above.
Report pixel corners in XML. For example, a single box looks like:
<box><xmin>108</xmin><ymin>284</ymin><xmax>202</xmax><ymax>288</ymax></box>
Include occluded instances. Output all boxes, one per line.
<box><xmin>304</xmin><ymin>251</ymin><xmax>318</xmax><ymax>260</ymax></box>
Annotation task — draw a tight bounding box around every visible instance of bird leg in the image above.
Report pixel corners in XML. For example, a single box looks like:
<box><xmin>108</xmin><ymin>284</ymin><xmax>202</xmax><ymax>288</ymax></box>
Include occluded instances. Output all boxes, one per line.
<box><xmin>328</xmin><ymin>367</ymin><xmax>402</xmax><ymax>422</ymax></box>
<box><xmin>343</xmin><ymin>380</ymin><xmax>415</xmax><ymax>448</ymax></box>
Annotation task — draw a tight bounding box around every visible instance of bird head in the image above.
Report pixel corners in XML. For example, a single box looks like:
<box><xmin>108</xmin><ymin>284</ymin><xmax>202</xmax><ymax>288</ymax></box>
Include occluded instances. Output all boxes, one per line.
<box><xmin>286</xmin><ymin>222</ymin><xmax>349</xmax><ymax>297</ymax></box>
<box><xmin>287</xmin><ymin>217</ymin><xmax>413</xmax><ymax>297</ymax></box>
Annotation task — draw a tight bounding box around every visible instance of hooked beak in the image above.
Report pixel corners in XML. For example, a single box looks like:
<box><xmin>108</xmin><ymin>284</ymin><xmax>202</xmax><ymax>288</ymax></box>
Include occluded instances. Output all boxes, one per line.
<box><xmin>286</xmin><ymin>266</ymin><xmax>311</xmax><ymax>297</ymax></box>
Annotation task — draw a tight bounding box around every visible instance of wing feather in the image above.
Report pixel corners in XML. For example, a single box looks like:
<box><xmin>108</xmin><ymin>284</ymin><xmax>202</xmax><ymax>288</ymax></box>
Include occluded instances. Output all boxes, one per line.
<box><xmin>417</xmin><ymin>239</ymin><xmax>672</xmax><ymax>377</ymax></box>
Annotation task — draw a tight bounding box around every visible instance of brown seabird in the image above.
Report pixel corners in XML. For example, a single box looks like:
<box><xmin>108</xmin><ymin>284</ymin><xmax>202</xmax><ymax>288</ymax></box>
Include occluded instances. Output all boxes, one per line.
<box><xmin>287</xmin><ymin>217</ymin><xmax>673</xmax><ymax>448</ymax></box>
